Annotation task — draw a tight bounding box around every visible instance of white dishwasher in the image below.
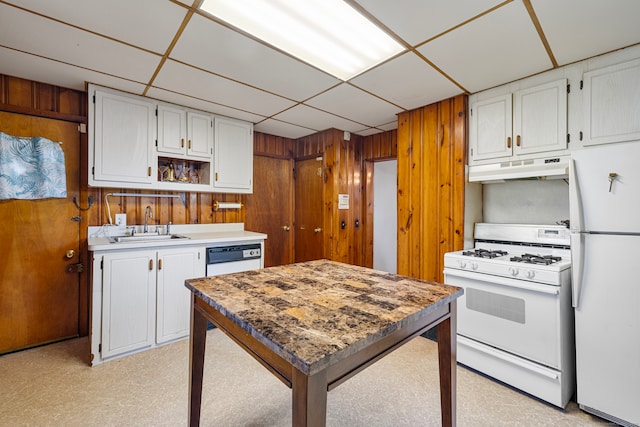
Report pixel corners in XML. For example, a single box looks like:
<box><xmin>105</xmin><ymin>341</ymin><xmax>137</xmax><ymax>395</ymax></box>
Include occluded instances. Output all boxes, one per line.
<box><xmin>205</xmin><ymin>243</ymin><xmax>262</xmax><ymax>276</ymax></box>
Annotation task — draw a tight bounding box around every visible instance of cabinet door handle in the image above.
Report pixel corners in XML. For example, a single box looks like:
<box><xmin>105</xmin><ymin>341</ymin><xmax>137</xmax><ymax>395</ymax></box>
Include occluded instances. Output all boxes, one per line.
<box><xmin>158</xmin><ymin>259</ymin><xmax>162</xmax><ymax>270</ymax></box>
<box><xmin>507</xmin><ymin>136</ymin><xmax>511</xmax><ymax>149</ymax></box>
<box><xmin>149</xmin><ymin>259</ymin><xmax>153</xmax><ymax>271</ymax></box>
<box><xmin>188</xmin><ymin>140</ymin><xmax>192</xmax><ymax>150</ymax></box>
<box><xmin>181</xmin><ymin>138</ymin><xmax>185</xmax><ymax>148</ymax></box>
<box><xmin>516</xmin><ymin>135</ymin><xmax>521</xmax><ymax>147</ymax></box>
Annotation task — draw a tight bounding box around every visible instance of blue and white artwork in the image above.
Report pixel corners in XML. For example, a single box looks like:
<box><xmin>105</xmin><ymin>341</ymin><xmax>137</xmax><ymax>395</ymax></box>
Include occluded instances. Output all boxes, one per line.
<box><xmin>0</xmin><ymin>132</ymin><xmax>67</xmax><ymax>200</ymax></box>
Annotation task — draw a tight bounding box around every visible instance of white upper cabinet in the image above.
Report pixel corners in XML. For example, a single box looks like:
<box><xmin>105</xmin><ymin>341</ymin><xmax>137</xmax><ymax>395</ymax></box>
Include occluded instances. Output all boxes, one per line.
<box><xmin>157</xmin><ymin>104</ymin><xmax>187</xmax><ymax>156</ymax></box>
<box><xmin>90</xmin><ymin>88</ymin><xmax>155</xmax><ymax>185</ymax></box>
<box><xmin>513</xmin><ymin>79</ymin><xmax>567</xmax><ymax>155</ymax></box>
<box><xmin>89</xmin><ymin>84</ymin><xmax>253</xmax><ymax>193</ymax></box>
<box><xmin>187</xmin><ymin>111</ymin><xmax>214</xmax><ymax>159</ymax></box>
<box><xmin>214</xmin><ymin>116</ymin><xmax>253</xmax><ymax>193</ymax></box>
<box><xmin>583</xmin><ymin>58</ymin><xmax>640</xmax><ymax>146</ymax></box>
<box><xmin>469</xmin><ymin>94</ymin><xmax>513</xmax><ymax>162</ymax></box>
<box><xmin>157</xmin><ymin>104</ymin><xmax>212</xmax><ymax>159</ymax></box>
<box><xmin>469</xmin><ymin>79</ymin><xmax>567</xmax><ymax>164</ymax></box>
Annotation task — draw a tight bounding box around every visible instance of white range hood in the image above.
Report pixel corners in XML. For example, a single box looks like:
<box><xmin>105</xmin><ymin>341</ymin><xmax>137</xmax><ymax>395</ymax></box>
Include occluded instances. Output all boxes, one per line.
<box><xmin>468</xmin><ymin>155</ymin><xmax>570</xmax><ymax>183</ymax></box>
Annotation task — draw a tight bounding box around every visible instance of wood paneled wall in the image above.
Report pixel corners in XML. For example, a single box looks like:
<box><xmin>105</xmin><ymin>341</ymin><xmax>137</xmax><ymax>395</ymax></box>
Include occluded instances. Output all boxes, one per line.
<box><xmin>253</xmin><ymin>131</ymin><xmax>294</xmax><ymax>159</ymax></box>
<box><xmin>397</xmin><ymin>95</ymin><xmax>467</xmax><ymax>282</ymax></box>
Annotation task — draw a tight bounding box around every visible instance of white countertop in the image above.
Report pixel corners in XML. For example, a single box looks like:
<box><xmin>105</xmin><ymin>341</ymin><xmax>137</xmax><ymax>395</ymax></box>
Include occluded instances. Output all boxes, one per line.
<box><xmin>88</xmin><ymin>223</ymin><xmax>267</xmax><ymax>252</ymax></box>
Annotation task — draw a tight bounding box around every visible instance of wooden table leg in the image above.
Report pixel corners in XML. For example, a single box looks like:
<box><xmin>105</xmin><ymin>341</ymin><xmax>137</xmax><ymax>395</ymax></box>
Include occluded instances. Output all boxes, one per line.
<box><xmin>292</xmin><ymin>368</ymin><xmax>328</xmax><ymax>427</ymax></box>
<box><xmin>437</xmin><ymin>301</ymin><xmax>457</xmax><ymax>427</ymax></box>
<box><xmin>188</xmin><ymin>297</ymin><xmax>209</xmax><ymax>427</ymax></box>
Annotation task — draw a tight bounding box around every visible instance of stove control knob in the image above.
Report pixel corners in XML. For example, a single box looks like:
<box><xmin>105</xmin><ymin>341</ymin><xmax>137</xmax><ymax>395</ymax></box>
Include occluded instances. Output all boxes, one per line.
<box><xmin>526</xmin><ymin>270</ymin><xmax>535</xmax><ymax>279</ymax></box>
<box><xmin>471</xmin><ymin>263</ymin><xmax>479</xmax><ymax>271</ymax></box>
<box><xmin>458</xmin><ymin>261</ymin><xmax>467</xmax><ymax>269</ymax></box>
<box><xmin>509</xmin><ymin>267</ymin><xmax>519</xmax><ymax>276</ymax></box>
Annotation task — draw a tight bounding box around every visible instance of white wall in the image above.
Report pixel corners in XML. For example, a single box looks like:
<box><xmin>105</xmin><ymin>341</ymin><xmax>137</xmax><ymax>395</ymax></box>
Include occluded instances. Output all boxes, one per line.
<box><xmin>483</xmin><ymin>179</ymin><xmax>569</xmax><ymax>225</ymax></box>
<box><xmin>373</xmin><ymin>160</ymin><xmax>397</xmax><ymax>273</ymax></box>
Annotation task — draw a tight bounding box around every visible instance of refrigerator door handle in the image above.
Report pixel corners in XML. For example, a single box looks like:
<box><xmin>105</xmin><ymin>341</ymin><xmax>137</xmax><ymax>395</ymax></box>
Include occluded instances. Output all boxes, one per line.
<box><xmin>569</xmin><ymin>158</ymin><xmax>584</xmax><ymax>233</ymax></box>
<box><xmin>570</xmin><ymin>232</ymin><xmax>584</xmax><ymax>308</ymax></box>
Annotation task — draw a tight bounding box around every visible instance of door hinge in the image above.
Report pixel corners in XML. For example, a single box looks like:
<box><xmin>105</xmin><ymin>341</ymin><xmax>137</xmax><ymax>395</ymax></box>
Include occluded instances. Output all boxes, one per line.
<box><xmin>92</xmin><ymin>95</ymin><xmax>95</xmax><ymax>104</ymax></box>
<box><xmin>155</xmin><ymin>108</ymin><xmax>158</xmax><ymax>116</ymax></box>
<box><xmin>92</xmin><ymin>166</ymin><xmax>95</xmax><ymax>176</ymax></box>
<box><xmin>580</xmin><ymin>80</ymin><xmax>583</xmax><ymax>90</ymax></box>
<box><xmin>71</xmin><ymin>216</ymin><xmax>83</xmax><ymax>222</ymax></box>
<box><xmin>98</xmin><ymin>343</ymin><xmax>102</xmax><ymax>353</ymax></box>
<box><xmin>580</xmin><ymin>131</ymin><xmax>583</xmax><ymax>141</ymax></box>
<box><xmin>100</xmin><ymin>259</ymin><xmax>104</xmax><ymax>270</ymax></box>
<box><xmin>470</xmin><ymin>108</ymin><xmax>473</xmax><ymax>117</ymax></box>
<box><xmin>155</xmin><ymin>139</ymin><xmax>158</xmax><ymax>147</ymax></box>
<box><xmin>567</xmin><ymin>134</ymin><xmax>570</xmax><ymax>143</ymax></box>
<box><xmin>567</xmin><ymin>84</ymin><xmax>570</xmax><ymax>94</ymax></box>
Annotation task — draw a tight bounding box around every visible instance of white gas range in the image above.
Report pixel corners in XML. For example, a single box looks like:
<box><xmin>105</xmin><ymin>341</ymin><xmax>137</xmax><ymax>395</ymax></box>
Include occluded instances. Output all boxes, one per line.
<box><xmin>444</xmin><ymin>223</ymin><xmax>575</xmax><ymax>408</ymax></box>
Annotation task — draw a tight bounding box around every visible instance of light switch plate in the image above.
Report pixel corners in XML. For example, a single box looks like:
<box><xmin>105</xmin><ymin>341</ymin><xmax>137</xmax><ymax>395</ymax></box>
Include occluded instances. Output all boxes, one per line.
<box><xmin>115</xmin><ymin>214</ymin><xmax>127</xmax><ymax>226</ymax></box>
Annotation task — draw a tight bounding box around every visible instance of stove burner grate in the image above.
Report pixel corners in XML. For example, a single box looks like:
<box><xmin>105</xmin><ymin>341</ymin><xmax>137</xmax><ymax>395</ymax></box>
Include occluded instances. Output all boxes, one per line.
<box><xmin>462</xmin><ymin>249</ymin><xmax>508</xmax><ymax>259</ymax></box>
<box><xmin>510</xmin><ymin>253</ymin><xmax>562</xmax><ymax>265</ymax></box>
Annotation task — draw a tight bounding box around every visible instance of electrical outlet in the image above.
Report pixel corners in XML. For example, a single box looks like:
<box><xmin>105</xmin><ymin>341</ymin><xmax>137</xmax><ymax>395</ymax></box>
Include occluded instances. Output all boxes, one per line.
<box><xmin>115</xmin><ymin>214</ymin><xmax>127</xmax><ymax>227</ymax></box>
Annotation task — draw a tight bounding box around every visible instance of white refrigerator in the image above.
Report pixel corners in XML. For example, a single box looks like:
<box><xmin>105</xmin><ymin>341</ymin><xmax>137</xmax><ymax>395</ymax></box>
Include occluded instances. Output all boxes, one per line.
<box><xmin>569</xmin><ymin>141</ymin><xmax>640</xmax><ymax>427</ymax></box>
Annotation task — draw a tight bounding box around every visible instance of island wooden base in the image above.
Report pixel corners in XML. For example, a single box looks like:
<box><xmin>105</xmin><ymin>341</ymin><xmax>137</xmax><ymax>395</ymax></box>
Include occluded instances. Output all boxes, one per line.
<box><xmin>188</xmin><ymin>295</ymin><xmax>457</xmax><ymax>427</ymax></box>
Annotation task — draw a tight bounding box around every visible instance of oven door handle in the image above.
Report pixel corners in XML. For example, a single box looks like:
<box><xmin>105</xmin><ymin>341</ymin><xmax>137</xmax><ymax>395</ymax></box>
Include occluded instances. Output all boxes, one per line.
<box><xmin>459</xmin><ymin>336</ymin><xmax>559</xmax><ymax>380</ymax></box>
<box><xmin>443</xmin><ymin>269</ymin><xmax>560</xmax><ymax>295</ymax></box>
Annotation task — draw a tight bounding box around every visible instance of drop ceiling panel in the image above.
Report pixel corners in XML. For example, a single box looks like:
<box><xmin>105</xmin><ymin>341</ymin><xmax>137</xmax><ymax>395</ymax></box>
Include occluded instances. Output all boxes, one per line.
<box><xmin>306</xmin><ymin>84</ymin><xmax>403</xmax><ymax>127</ymax></box>
<box><xmin>0</xmin><ymin>46</ymin><xmax>148</xmax><ymax>94</ymax></box>
<box><xmin>254</xmin><ymin>119</ymin><xmax>316</xmax><ymax>139</ymax></box>
<box><xmin>2</xmin><ymin>0</ymin><xmax>186</xmax><ymax>54</ymax></box>
<box><xmin>0</xmin><ymin>3</ymin><xmax>161</xmax><ymax>84</ymax></box>
<box><xmin>351</xmin><ymin>52</ymin><xmax>462</xmax><ymax>110</ymax></box>
<box><xmin>531</xmin><ymin>0</ymin><xmax>640</xmax><ymax>66</ymax></box>
<box><xmin>356</xmin><ymin>0</ymin><xmax>505</xmax><ymax>45</ymax></box>
<box><xmin>418</xmin><ymin>1</ymin><xmax>552</xmax><ymax>94</ymax></box>
<box><xmin>171</xmin><ymin>14</ymin><xmax>341</xmax><ymax>101</ymax></box>
<box><xmin>146</xmin><ymin>87</ymin><xmax>265</xmax><ymax>123</ymax></box>
<box><xmin>273</xmin><ymin>104</ymin><xmax>364</xmax><ymax>134</ymax></box>
<box><xmin>153</xmin><ymin>60</ymin><xmax>296</xmax><ymax>117</ymax></box>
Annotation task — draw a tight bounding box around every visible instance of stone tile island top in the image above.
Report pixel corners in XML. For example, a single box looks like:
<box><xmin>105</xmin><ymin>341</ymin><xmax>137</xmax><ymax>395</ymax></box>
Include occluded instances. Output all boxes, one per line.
<box><xmin>185</xmin><ymin>259</ymin><xmax>462</xmax><ymax>375</ymax></box>
<box><xmin>186</xmin><ymin>259</ymin><xmax>463</xmax><ymax>427</ymax></box>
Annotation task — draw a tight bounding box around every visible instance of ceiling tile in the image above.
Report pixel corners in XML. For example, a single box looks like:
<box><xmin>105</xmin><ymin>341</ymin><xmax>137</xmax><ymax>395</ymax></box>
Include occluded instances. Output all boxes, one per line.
<box><xmin>0</xmin><ymin>46</ymin><xmax>148</xmax><ymax>93</ymax></box>
<box><xmin>418</xmin><ymin>1</ymin><xmax>552</xmax><ymax>94</ymax></box>
<box><xmin>153</xmin><ymin>60</ymin><xmax>296</xmax><ymax>117</ymax></box>
<box><xmin>351</xmin><ymin>52</ymin><xmax>462</xmax><ymax>110</ymax></box>
<box><xmin>377</xmin><ymin>121</ymin><xmax>398</xmax><ymax>132</ymax></box>
<box><xmin>0</xmin><ymin>3</ymin><xmax>161</xmax><ymax>84</ymax></box>
<box><xmin>273</xmin><ymin>104</ymin><xmax>364</xmax><ymax>134</ymax></box>
<box><xmin>3</xmin><ymin>0</ymin><xmax>187</xmax><ymax>54</ymax></box>
<box><xmin>305</xmin><ymin>84</ymin><xmax>402</xmax><ymax>127</ymax></box>
<box><xmin>254</xmin><ymin>119</ymin><xmax>316</xmax><ymax>139</ymax></box>
<box><xmin>146</xmin><ymin>87</ymin><xmax>266</xmax><ymax>124</ymax></box>
<box><xmin>357</xmin><ymin>0</ymin><xmax>505</xmax><ymax>45</ymax></box>
<box><xmin>171</xmin><ymin>14</ymin><xmax>341</xmax><ymax>101</ymax></box>
<box><xmin>356</xmin><ymin>128</ymin><xmax>383</xmax><ymax>136</ymax></box>
<box><xmin>531</xmin><ymin>0</ymin><xmax>640</xmax><ymax>66</ymax></box>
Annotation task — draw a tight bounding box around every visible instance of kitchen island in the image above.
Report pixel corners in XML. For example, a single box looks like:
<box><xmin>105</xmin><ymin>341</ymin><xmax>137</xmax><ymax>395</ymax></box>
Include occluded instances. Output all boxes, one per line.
<box><xmin>185</xmin><ymin>259</ymin><xmax>463</xmax><ymax>427</ymax></box>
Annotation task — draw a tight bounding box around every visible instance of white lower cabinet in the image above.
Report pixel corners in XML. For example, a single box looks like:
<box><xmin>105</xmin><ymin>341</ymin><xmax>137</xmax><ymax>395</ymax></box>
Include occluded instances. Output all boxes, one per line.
<box><xmin>100</xmin><ymin>246</ymin><xmax>204</xmax><ymax>360</ymax></box>
<box><xmin>156</xmin><ymin>247</ymin><xmax>204</xmax><ymax>344</ymax></box>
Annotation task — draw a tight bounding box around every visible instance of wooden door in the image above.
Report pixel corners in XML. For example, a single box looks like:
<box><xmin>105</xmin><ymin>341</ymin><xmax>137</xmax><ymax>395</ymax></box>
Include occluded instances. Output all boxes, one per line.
<box><xmin>294</xmin><ymin>157</ymin><xmax>324</xmax><ymax>262</ymax></box>
<box><xmin>245</xmin><ymin>156</ymin><xmax>294</xmax><ymax>267</ymax></box>
<box><xmin>0</xmin><ymin>112</ymin><xmax>81</xmax><ymax>354</ymax></box>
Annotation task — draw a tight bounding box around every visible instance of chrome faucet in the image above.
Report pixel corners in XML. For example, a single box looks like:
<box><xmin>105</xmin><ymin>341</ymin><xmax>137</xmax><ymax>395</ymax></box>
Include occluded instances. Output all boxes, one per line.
<box><xmin>144</xmin><ymin>206</ymin><xmax>152</xmax><ymax>233</ymax></box>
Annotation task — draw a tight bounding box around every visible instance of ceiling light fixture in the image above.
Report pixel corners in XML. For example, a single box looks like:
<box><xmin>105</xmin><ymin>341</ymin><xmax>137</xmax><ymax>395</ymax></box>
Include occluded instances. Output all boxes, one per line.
<box><xmin>199</xmin><ymin>0</ymin><xmax>404</xmax><ymax>81</ymax></box>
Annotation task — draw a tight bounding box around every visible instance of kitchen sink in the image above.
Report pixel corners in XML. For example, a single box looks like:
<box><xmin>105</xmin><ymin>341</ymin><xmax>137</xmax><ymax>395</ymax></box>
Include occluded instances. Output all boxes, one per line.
<box><xmin>108</xmin><ymin>233</ymin><xmax>190</xmax><ymax>243</ymax></box>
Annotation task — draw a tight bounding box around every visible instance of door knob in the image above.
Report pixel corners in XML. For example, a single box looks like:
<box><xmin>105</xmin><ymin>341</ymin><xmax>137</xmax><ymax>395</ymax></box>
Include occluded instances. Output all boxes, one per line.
<box><xmin>282</xmin><ymin>225</ymin><xmax>290</xmax><ymax>231</ymax></box>
<box><xmin>65</xmin><ymin>250</ymin><xmax>75</xmax><ymax>259</ymax></box>
<box><xmin>314</xmin><ymin>227</ymin><xmax>322</xmax><ymax>233</ymax></box>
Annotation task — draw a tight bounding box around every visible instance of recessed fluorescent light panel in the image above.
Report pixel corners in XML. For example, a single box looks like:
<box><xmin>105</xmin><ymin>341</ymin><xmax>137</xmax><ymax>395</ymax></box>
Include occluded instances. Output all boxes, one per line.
<box><xmin>199</xmin><ymin>0</ymin><xmax>404</xmax><ymax>81</ymax></box>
